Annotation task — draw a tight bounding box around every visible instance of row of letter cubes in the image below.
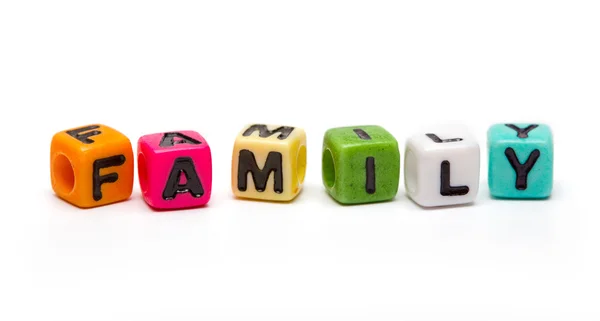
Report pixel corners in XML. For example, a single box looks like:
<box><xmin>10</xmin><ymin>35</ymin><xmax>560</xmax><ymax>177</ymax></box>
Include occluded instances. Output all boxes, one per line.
<box><xmin>50</xmin><ymin>123</ymin><xmax>553</xmax><ymax>209</ymax></box>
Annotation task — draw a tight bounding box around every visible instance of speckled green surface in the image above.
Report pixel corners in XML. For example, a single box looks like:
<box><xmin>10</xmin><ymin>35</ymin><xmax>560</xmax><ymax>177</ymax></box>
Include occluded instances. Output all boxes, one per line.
<box><xmin>322</xmin><ymin>125</ymin><xmax>400</xmax><ymax>204</ymax></box>
<box><xmin>488</xmin><ymin>123</ymin><xmax>553</xmax><ymax>199</ymax></box>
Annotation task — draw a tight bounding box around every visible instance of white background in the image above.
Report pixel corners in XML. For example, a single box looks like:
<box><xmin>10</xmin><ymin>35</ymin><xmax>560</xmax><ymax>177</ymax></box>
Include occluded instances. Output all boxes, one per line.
<box><xmin>1</xmin><ymin>1</ymin><xmax>599</xmax><ymax>320</ymax></box>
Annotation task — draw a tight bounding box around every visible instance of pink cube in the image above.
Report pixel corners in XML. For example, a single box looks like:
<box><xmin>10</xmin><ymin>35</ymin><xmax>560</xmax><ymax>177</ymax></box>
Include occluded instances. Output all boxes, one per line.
<box><xmin>137</xmin><ymin>131</ymin><xmax>212</xmax><ymax>209</ymax></box>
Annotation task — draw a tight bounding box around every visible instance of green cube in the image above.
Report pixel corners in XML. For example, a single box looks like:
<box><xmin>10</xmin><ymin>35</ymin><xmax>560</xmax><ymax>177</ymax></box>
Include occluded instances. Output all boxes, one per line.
<box><xmin>322</xmin><ymin>125</ymin><xmax>400</xmax><ymax>204</ymax></box>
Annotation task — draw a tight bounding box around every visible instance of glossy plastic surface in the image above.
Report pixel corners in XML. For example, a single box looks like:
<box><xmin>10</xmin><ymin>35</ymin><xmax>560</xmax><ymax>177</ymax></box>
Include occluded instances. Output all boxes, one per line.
<box><xmin>50</xmin><ymin>124</ymin><xmax>134</xmax><ymax>208</ymax></box>
<box><xmin>231</xmin><ymin>124</ymin><xmax>307</xmax><ymax>202</ymax></box>
<box><xmin>404</xmin><ymin>127</ymin><xmax>480</xmax><ymax>207</ymax></box>
<box><xmin>138</xmin><ymin>131</ymin><xmax>212</xmax><ymax>209</ymax></box>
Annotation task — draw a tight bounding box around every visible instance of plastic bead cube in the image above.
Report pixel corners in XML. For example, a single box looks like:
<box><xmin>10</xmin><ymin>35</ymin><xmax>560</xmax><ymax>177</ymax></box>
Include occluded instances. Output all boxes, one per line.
<box><xmin>50</xmin><ymin>124</ymin><xmax>134</xmax><ymax>208</ymax></box>
<box><xmin>488</xmin><ymin>123</ymin><xmax>553</xmax><ymax>199</ymax></box>
<box><xmin>138</xmin><ymin>131</ymin><xmax>212</xmax><ymax>209</ymax></box>
<box><xmin>231</xmin><ymin>124</ymin><xmax>307</xmax><ymax>202</ymax></box>
<box><xmin>322</xmin><ymin>125</ymin><xmax>400</xmax><ymax>204</ymax></box>
<box><xmin>404</xmin><ymin>127</ymin><xmax>480</xmax><ymax>207</ymax></box>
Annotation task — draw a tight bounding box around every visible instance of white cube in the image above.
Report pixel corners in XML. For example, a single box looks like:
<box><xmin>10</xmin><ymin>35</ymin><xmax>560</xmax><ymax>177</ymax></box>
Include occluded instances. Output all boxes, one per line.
<box><xmin>404</xmin><ymin>126</ymin><xmax>480</xmax><ymax>207</ymax></box>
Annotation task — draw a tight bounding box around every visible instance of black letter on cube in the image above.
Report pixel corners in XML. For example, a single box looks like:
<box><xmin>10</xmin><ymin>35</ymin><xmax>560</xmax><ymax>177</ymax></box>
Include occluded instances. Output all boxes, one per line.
<box><xmin>162</xmin><ymin>157</ymin><xmax>205</xmax><ymax>200</ymax></box>
<box><xmin>366</xmin><ymin>157</ymin><xmax>376</xmax><ymax>194</ymax></box>
<box><xmin>440</xmin><ymin>161</ymin><xmax>469</xmax><ymax>196</ymax></box>
<box><xmin>159</xmin><ymin>132</ymin><xmax>202</xmax><ymax>147</ymax></box>
<box><xmin>92</xmin><ymin>155</ymin><xmax>126</xmax><ymax>201</ymax></box>
<box><xmin>426</xmin><ymin>133</ymin><xmax>463</xmax><ymax>143</ymax></box>
<box><xmin>504</xmin><ymin>148</ymin><xmax>541</xmax><ymax>190</ymax></box>
<box><xmin>505</xmin><ymin>124</ymin><xmax>539</xmax><ymax>139</ymax></box>
<box><xmin>237</xmin><ymin>150</ymin><xmax>283</xmax><ymax>193</ymax></box>
<box><xmin>67</xmin><ymin>125</ymin><xmax>102</xmax><ymax>144</ymax></box>
<box><xmin>242</xmin><ymin>125</ymin><xmax>295</xmax><ymax>140</ymax></box>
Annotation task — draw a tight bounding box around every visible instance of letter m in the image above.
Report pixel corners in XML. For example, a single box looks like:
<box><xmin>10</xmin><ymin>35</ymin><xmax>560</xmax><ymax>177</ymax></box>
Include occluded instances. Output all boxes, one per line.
<box><xmin>242</xmin><ymin>124</ymin><xmax>295</xmax><ymax>140</ymax></box>
<box><xmin>237</xmin><ymin>150</ymin><xmax>283</xmax><ymax>193</ymax></box>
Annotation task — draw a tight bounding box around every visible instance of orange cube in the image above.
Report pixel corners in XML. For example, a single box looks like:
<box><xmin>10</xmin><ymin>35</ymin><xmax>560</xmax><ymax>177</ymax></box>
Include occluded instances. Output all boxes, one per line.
<box><xmin>50</xmin><ymin>124</ymin><xmax>134</xmax><ymax>208</ymax></box>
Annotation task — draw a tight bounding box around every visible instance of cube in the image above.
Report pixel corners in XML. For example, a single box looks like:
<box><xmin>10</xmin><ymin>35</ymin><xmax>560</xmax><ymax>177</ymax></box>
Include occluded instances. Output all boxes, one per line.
<box><xmin>404</xmin><ymin>127</ymin><xmax>480</xmax><ymax>207</ymax></box>
<box><xmin>138</xmin><ymin>131</ymin><xmax>212</xmax><ymax>209</ymax></box>
<box><xmin>50</xmin><ymin>124</ymin><xmax>134</xmax><ymax>208</ymax></box>
<box><xmin>322</xmin><ymin>125</ymin><xmax>400</xmax><ymax>204</ymax></box>
<box><xmin>488</xmin><ymin>123</ymin><xmax>553</xmax><ymax>199</ymax></box>
<box><xmin>231</xmin><ymin>124</ymin><xmax>307</xmax><ymax>202</ymax></box>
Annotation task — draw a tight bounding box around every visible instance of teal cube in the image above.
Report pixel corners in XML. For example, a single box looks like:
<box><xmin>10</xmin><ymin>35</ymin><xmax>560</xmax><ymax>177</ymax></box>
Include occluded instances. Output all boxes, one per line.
<box><xmin>488</xmin><ymin>123</ymin><xmax>553</xmax><ymax>199</ymax></box>
<box><xmin>322</xmin><ymin>125</ymin><xmax>400</xmax><ymax>204</ymax></box>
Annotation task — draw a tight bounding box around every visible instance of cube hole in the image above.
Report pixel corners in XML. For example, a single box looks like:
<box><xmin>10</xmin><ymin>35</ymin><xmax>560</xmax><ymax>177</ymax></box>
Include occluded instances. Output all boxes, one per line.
<box><xmin>297</xmin><ymin>145</ymin><xmax>307</xmax><ymax>185</ymax></box>
<box><xmin>322</xmin><ymin>148</ymin><xmax>336</xmax><ymax>188</ymax></box>
<box><xmin>53</xmin><ymin>154</ymin><xmax>75</xmax><ymax>194</ymax></box>
<box><xmin>138</xmin><ymin>152</ymin><xmax>149</xmax><ymax>193</ymax></box>
<box><xmin>404</xmin><ymin>149</ymin><xmax>418</xmax><ymax>194</ymax></box>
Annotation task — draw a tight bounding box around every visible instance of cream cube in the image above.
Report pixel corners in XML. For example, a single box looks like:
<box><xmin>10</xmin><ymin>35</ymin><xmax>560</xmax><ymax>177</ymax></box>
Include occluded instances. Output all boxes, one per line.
<box><xmin>231</xmin><ymin>124</ymin><xmax>307</xmax><ymax>202</ymax></box>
